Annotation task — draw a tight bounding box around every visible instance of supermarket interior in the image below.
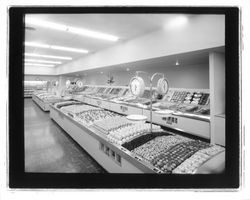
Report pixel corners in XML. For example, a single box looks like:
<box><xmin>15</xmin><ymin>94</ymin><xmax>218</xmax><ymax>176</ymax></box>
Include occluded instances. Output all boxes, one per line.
<box><xmin>23</xmin><ymin>13</ymin><xmax>226</xmax><ymax>175</ymax></box>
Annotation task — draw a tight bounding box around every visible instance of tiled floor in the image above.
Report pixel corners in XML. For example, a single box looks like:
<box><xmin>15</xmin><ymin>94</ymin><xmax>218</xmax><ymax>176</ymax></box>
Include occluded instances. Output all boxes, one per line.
<box><xmin>24</xmin><ymin>98</ymin><xmax>106</xmax><ymax>173</ymax></box>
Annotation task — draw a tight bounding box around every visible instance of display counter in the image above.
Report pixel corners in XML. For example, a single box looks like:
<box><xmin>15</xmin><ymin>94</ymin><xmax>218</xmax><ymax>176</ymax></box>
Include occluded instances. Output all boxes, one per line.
<box><xmin>49</xmin><ymin>103</ymin><xmax>225</xmax><ymax>174</ymax></box>
<box><xmin>32</xmin><ymin>94</ymin><xmax>51</xmax><ymax>111</ymax></box>
<box><xmin>73</xmin><ymin>95</ymin><xmax>210</xmax><ymax>139</ymax></box>
<box><xmin>32</xmin><ymin>92</ymin><xmax>65</xmax><ymax>112</ymax></box>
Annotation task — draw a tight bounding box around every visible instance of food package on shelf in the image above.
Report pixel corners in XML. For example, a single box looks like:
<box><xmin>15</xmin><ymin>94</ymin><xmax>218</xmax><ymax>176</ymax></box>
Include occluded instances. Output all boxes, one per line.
<box><xmin>74</xmin><ymin>109</ymin><xmax>119</xmax><ymax>126</ymax></box>
<box><xmin>60</xmin><ymin>104</ymin><xmax>100</xmax><ymax>115</ymax></box>
<box><xmin>106</xmin><ymin>123</ymin><xmax>162</xmax><ymax>145</ymax></box>
<box><xmin>93</xmin><ymin>116</ymin><xmax>133</xmax><ymax>134</ymax></box>
<box><xmin>152</xmin><ymin>101</ymin><xmax>177</xmax><ymax>110</ymax></box>
<box><xmin>150</xmin><ymin>140</ymin><xmax>210</xmax><ymax>173</ymax></box>
<box><xmin>130</xmin><ymin>135</ymin><xmax>192</xmax><ymax>162</ymax></box>
<box><xmin>122</xmin><ymin>131</ymin><xmax>172</xmax><ymax>151</ymax></box>
<box><xmin>172</xmin><ymin>145</ymin><xmax>225</xmax><ymax>174</ymax></box>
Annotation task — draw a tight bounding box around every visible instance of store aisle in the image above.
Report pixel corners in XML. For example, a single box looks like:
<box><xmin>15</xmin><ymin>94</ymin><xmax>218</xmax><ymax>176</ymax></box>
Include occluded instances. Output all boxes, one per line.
<box><xmin>24</xmin><ymin>98</ymin><xmax>106</xmax><ymax>173</ymax></box>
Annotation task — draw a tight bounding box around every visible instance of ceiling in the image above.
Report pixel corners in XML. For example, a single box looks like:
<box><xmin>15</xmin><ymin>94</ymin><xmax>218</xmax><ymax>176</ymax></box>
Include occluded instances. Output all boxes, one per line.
<box><xmin>24</xmin><ymin>14</ymin><xmax>195</xmax><ymax>67</ymax></box>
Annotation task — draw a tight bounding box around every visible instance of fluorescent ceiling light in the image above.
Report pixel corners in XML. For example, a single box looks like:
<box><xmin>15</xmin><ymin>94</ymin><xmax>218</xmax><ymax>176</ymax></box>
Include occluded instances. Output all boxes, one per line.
<box><xmin>25</xmin><ymin>42</ymin><xmax>88</xmax><ymax>53</ymax></box>
<box><xmin>25</xmin><ymin>53</ymin><xmax>72</xmax><ymax>60</ymax></box>
<box><xmin>25</xmin><ymin>58</ymin><xmax>62</xmax><ymax>64</ymax></box>
<box><xmin>25</xmin><ymin>63</ymin><xmax>55</xmax><ymax>67</ymax></box>
<box><xmin>165</xmin><ymin>15</ymin><xmax>188</xmax><ymax>30</ymax></box>
<box><xmin>25</xmin><ymin>17</ymin><xmax>119</xmax><ymax>42</ymax></box>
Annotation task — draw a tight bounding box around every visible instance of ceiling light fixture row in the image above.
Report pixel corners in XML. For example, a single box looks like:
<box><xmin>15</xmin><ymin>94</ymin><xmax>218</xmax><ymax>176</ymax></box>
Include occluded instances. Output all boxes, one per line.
<box><xmin>25</xmin><ymin>42</ymin><xmax>88</xmax><ymax>54</ymax></box>
<box><xmin>25</xmin><ymin>63</ymin><xmax>55</xmax><ymax>67</ymax></box>
<box><xmin>25</xmin><ymin>17</ymin><xmax>119</xmax><ymax>42</ymax></box>
<box><xmin>25</xmin><ymin>58</ymin><xmax>62</xmax><ymax>64</ymax></box>
<box><xmin>25</xmin><ymin>53</ymin><xmax>72</xmax><ymax>60</ymax></box>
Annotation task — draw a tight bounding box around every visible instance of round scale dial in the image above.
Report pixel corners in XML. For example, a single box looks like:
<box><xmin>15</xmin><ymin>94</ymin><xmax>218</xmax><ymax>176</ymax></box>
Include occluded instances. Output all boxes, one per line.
<box><xmin>157</xmin><ymin>78</ymin><xmax>169</xmax><ymax>95</ymax></box>
<box><xmin>76</xmin><ymin>80</ymin><xmax>83</xmax><ymax>88</ymax></box>
<box><xmin>129</xmin><ymin>77</ymin><xmax>145</xmax><ymax>97</ymax></box>
<box><xmin>66</xmin><ymin>80</ymin><xmax>71</xmax><ymax>89</ymax></box>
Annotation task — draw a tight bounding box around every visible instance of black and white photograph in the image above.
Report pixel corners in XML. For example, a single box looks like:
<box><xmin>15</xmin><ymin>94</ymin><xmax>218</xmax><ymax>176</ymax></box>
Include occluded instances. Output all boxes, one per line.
<box><xmin>5</xmin><ymin>4</ymin><xmax>244</xmax><ymax>194</ymax></box>
<box><xmin>23</xmin><ymin>13</ymin><xmax>227</xmax><ymax>174</ymax></box>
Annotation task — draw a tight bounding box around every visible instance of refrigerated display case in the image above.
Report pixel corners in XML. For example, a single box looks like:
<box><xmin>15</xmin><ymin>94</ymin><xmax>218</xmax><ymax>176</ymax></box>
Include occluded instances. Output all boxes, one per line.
<box><xmin>50</xmin><ymin>102</ymin><xmax>225</xmax><ymax>174</ymax></box>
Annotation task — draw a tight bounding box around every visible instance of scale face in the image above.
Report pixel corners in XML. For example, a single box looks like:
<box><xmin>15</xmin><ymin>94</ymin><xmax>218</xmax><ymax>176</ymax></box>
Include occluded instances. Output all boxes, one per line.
<box><xmin>129</xmin><ymin>77</ymin><xmax>145</xmax><ymax>97</ymax></box>
<box><xmin>76</xmin><ymin>80</ymin><xmax>83</xmax><ymax>88</ymax></box>
<box><xmin>66</xmin><ymin>80</ymin><xmax>71</xmax><ymax>89</ymax></box>
<box><xmin>157</xmin><ymin>78</ymin><xmax>169</xmax><ymax>95</ymax></box>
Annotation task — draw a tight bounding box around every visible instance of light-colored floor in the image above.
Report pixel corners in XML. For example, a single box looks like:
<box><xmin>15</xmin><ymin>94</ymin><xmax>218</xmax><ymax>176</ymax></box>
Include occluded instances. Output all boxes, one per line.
<box><xmin>24</xmin><ymin>98</ymin><xmax>106</xmax><ymax>173</ymax></box>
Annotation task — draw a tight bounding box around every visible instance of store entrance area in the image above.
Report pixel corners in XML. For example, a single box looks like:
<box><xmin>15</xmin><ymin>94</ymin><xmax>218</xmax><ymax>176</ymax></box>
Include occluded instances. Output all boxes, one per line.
<box><xmin>24</xmin><ymin>98</ymin><xmax>106</xmax><ymax>173</ymax></box>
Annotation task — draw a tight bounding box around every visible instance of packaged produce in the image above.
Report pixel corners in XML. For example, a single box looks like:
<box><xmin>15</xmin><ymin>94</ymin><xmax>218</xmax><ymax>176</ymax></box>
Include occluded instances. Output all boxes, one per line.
<box><xmin>131</xmin><ymin>135</ymin><xmax>191</xmax><ymax>162</ymax></box>
<box><xmin>75</xmin><ymin>109</ymin><xmax>119</xmax><ymax>126</ymax></box>
<box><xmin>151</xmin><ymin>140</ymin><xmax>210</xmax><ymax>173</ymax></box>
<box><xmin>93</xmin><ymin>116</ymin><xmax>133</xmax><ymax>134</ymax></box>
<box><xmin>107</xmin><ymin>123</ymin><xmax>162</xmax><ymax>145</ymax></box>
<box><xmin>172</xmin><ymin>145</ymin><xmax>225</xmax><ymax>174</ymax></box>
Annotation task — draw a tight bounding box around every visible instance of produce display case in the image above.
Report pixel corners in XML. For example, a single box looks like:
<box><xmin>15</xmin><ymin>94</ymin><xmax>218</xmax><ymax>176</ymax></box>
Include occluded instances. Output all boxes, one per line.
<box><xmin>32</xmin><ymin>92</ymin><xmax>64</xmax><ymax>111</ymax></box>
<box><xmin>72</xmin><ymin>85</ymin><xmax>212</xmax><ymax>140</ymax></box>
<box><xmin>50</xmin><ymin>102</ymin><xmax>225</xmax><ymax>174</ymax></box>
<box><xmin>24</xmin><ymin>80</ymin><xmax>47</xmax><ymax>98</ymax></box>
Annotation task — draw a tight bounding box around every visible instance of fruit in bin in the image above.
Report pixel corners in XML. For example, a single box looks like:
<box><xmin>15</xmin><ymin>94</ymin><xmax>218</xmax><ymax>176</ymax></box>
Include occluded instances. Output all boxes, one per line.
<box><xmin>172</xmin><ymin>145</ymin><xmax>225</xmax><ymax>174</ymax></box>
<box><xmin>124</xmin><ymin>134</ymin><xmax>191</xmax><ymax>162</ymax></box>
<box><xmin>75</xmin><ymin>109</ymin><xmax>119</xmax><ymax>125</ymax></box>
<box><xmin>150</xmin><ymin>140</ymin><xmax>210</xmax><ymax>173</ymax></box>
<box><xmin>107</xmin><ymin>123</ymin><xmax>162</xmax><ymax>145</ymax></box>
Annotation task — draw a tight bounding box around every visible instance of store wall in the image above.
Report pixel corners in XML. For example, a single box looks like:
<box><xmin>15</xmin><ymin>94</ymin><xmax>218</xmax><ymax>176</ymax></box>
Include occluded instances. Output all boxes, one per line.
<box><xmin>24</xmin><ymin>75</ymin><xmax>59</xmax><ymax>82</ymax></box>
<box><xmin>25</xmin><ymin>66</ymin><xmax>57</xmax><ymax>75</ymax></box>
<box><xmin>57</xmin><ymin>15</ymin><xmax>224</xmax><ymax>75</ymax></box>
<box><xmin>83</xmin><ymin>63</ymin><xmax>209</xmax><ymax>89</ymax></box>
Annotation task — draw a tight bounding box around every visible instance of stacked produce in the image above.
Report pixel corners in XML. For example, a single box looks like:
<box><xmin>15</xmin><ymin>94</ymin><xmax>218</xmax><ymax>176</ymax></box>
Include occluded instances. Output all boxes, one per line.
<box><xmin>152</xmin><ymin>101</ymin><xmax>177</xmax><ymax>110</ymax></box>
<box><xmin>35</xmin><ymin>93</ymin><xmax>63</xmax><ymax>102</ymax></box>
<box><xmin>172</xmin><ymin>145</ymin><xmax>225</xmax><ymax>174</ymax></box>
<box><xmin>122</xmin><ymin>131</ymin><xmax>171</xmax><ymax>151</ymax></box>
<box><xmin>131</xmin><ymin>135</ymin><xmax>192</xmax><ymax>162</ymax></box>
<box><xmin>107</xmin><ymin>123</ymin><xmax>162</xmax><ymax>145</ymax></box>
<box><xmin>151</xmin><ymin>140</ymin><xmax>210</xmax><ymax>173</ymax></box>
<box><xmin>111</xmin><ymin>90</ymin><xmax>132</xmax><ymax>102</ymax></box>
<box><xmin>93</xmin><ymin>116</ymin><xmax>133</xmax><ymax>134</ymax></box>
<box><xmin>61</xmin><ymin>104</ymin><xmax>100</xmax><ymax>115</ymax></box>
<box><xmin>75</xmin><ymin>109</ymin><xmax>119</xmax><ymax>126</ymax></box>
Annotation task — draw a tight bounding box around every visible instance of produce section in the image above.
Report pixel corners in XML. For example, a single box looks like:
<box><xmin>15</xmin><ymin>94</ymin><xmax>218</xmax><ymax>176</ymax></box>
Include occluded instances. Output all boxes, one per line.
<box><xmin>75</xmin><ymin>109</ymin><xmax>120</xmax><ymax>126</ymax></box>
<box><xmin>24</xmin><ymin>80</ymin><xmax>47</xmax><ymax>97</ymax></box>
<box><xmin>107</xmin><ymin>123</ymin><xmax>162</xmax><ymax>145</ymax></box>
<box><xmin>50</xmin><ymin>100</ymin><xmax>225</xmax><ymax>174</ymax></box>
<box><xmin>22</xmin><ymin>12</ymin><xmax>229</xmax><ymax>183</ymax></box>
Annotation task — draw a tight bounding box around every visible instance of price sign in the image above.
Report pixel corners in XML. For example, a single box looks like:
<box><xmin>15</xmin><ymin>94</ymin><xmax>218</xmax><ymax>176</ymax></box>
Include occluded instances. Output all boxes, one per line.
<box><xmin>129</xmin><ymin>76</ymin><xmax>145</xmax><ymax>97</ymax></box>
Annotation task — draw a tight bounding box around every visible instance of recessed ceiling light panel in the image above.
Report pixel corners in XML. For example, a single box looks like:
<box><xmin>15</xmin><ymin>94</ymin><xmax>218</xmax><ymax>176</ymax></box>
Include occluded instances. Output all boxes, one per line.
<box><xmin>25</xmin><ymin>42</ymin><xmax>88</xmax><ymax>53</ymax></box>
<box><xmin>164</xmin><ymin>15</ymin><xmax>188</xmax><ymax>30</ymax></box>
<box><xmin>25</xmin><ymin>58</ymin><xmax>62</xmax><ymax>64</ymax></box>
<box><xmin>25</xmin><ymin>53</ymin><xmax>72</xmax><ymax>60</ymax></box>
<box><xmin>26</xmin><ymin>17</ymin><xmax>119</xmax><ymax>41</ymax></box>
<box><xmin>25</xmin><ymin>63</ymin><xmax>55</xmax><ymax>67</ymax></box>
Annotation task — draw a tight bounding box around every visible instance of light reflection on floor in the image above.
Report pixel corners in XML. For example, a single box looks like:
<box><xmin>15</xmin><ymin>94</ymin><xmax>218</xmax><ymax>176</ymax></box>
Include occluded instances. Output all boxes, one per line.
<box><xmin>24</xmin><ymin>98</ymin><xmax>106</xmax><ymax>173</ymax></box>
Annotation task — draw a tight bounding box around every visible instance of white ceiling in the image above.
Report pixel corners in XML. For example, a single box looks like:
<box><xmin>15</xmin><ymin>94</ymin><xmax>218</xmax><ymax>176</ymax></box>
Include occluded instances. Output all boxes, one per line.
<box><xmin>25</xmin><ymin>14</ymin><xmax>194</xmax><ymax>66</ymax></box>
